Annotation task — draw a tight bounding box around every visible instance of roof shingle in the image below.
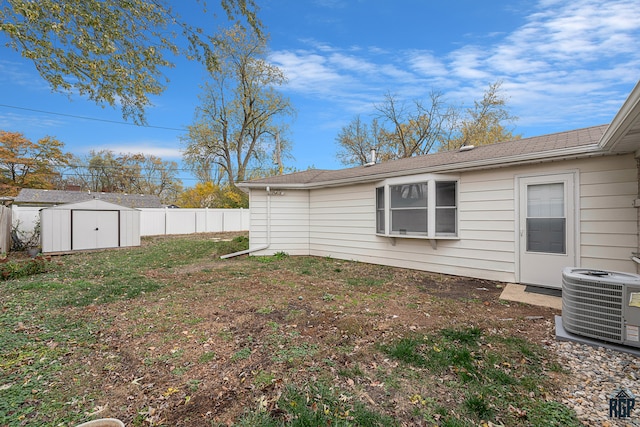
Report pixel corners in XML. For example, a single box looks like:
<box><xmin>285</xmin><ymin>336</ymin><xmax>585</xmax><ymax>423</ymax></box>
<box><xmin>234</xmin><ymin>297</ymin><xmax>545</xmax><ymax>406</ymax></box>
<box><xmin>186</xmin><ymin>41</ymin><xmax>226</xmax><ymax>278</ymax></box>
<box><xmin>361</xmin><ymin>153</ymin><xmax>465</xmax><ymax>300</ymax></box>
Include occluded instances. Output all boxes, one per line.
<box><xmin>240</xmin><ymin>125</ymin><xmax>609</xmax><ymax>188</ymax></box>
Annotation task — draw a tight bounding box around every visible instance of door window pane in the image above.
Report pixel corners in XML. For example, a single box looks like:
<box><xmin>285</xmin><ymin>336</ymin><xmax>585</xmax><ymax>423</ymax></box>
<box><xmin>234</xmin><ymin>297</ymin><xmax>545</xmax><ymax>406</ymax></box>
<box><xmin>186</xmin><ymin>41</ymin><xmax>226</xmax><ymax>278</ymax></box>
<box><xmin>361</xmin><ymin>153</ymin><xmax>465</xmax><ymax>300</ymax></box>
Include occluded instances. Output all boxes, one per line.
<box><xmin>526</xmin><ymin>183</ymin><xmax>565</xmax><ymax>254</ymax></box>
<box><xmin>527</xmin><ymin>183</ymin><xmax>563</xmax><ymax>217</ymax></box>
<box><xmin>527</xmin><ymin>218</ymin><xmax>566</xmax><ymax>253</ymax></box>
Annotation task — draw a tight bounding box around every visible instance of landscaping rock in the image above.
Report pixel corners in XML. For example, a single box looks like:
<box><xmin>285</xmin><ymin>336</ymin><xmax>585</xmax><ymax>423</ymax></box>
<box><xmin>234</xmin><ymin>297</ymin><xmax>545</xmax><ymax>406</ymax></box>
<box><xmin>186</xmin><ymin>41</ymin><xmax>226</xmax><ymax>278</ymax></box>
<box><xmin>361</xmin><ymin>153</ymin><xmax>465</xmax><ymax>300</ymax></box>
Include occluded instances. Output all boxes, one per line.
<box><xmin>551</xmin><ymin>341</ymin><xmax>640</xmax><ymax>426</ymax></box>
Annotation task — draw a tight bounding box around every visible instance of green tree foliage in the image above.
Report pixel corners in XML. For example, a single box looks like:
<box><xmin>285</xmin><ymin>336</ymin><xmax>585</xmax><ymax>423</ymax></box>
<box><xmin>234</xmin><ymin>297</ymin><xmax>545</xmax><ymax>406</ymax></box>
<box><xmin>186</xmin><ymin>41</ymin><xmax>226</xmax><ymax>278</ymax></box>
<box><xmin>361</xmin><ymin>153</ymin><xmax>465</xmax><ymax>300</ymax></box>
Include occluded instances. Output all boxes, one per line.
<box><xmin>67</xmin><ymin>150</ymin><xmax>182</xmax><ymax>203</ymax></box>
<box><xmin>182</xmin><ymin>24</ymin><xmax>294</xmax><ymax>186</ymax></box>
<box><xmin>0</xmin><ymin>130</ymin><xmax>72</xmax><ymax>196</ymax></box>
<box><xmin>336</xmin><ymin>81</ymin><xmax>519</xmax><ymax>166</ymax></box>
<box><xmin>0</xmin><ymin>0</ymin><xmax>260</xmax><ymax>123</ymax></box>
<box><xmin>177</xmin><ymin>181</ymin><xmax>248</xmax><ymax>208</ymax></box>
<box><xmin>442</xmin><ymin>80</ymin><xmax>520</xmax><ymax>151</ymax></box>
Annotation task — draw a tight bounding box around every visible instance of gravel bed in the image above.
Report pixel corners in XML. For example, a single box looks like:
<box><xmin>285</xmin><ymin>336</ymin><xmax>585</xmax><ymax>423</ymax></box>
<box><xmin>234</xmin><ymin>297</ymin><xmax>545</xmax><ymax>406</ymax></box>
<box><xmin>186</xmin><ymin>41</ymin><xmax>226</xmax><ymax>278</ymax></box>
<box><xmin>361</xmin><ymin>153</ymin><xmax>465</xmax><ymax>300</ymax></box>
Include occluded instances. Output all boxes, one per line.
<box><xmin>552</xmin><ymin>341</ymin><xmax>640</xmax><ymax>426</ymax></box>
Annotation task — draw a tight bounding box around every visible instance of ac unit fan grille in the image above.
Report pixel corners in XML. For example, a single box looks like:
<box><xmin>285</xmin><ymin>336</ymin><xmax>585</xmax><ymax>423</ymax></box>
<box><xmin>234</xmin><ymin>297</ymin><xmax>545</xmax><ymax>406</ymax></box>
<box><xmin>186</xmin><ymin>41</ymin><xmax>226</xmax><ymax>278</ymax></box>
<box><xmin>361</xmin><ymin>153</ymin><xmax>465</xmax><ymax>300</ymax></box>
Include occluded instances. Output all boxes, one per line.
<box><xmin>562</xmin><ymin>277</ymin><xmax>623</xmax><ymax>343</ymax></box>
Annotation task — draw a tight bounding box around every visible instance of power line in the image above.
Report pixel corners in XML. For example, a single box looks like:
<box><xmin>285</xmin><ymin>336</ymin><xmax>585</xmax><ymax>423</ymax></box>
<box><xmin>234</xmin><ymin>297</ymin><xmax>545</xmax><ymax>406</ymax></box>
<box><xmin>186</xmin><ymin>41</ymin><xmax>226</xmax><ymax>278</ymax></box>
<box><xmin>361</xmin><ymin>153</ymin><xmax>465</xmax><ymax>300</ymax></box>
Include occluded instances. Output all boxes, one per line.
<box><xmin>0</xmin><ymin>103</ymin><xmax>187</xmax><ymax>131</ymax></box>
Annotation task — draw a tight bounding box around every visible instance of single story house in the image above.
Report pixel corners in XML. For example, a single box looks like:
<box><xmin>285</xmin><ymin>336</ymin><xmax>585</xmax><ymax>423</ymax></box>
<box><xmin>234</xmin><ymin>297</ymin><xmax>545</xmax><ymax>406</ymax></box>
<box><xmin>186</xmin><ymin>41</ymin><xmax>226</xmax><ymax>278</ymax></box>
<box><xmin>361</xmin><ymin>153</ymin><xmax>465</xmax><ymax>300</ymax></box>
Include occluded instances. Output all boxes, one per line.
<box><xmin>237</xmin><ymin>80</ymin><xmax>640</xmax><ymax>289</ymax></box>
<box><xmin>14</xmin><ymin>189</ymin><xmax>164</xmax><ymax>209</ymax></box>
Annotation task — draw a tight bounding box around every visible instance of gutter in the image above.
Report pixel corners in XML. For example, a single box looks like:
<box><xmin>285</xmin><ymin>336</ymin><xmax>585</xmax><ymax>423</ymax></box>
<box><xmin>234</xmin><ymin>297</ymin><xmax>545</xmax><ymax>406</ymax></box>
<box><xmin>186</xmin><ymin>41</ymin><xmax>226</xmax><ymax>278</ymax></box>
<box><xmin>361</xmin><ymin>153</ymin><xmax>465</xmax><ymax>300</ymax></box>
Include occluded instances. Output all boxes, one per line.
<box><xmin>220</xmin><ymin>186</ymin><xmax>271</xmax><ymax>259</ymax></box>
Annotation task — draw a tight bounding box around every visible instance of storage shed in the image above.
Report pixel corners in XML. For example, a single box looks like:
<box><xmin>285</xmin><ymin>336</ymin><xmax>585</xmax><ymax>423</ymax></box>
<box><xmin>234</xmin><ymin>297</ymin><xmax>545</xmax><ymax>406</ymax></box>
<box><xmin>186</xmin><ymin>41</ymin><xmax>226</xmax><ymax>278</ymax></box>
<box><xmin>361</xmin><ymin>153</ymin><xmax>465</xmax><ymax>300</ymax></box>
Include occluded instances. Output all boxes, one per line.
<box><xmin>40</xmin><ymin>199</ymin><xmax>141</xmax><ymax>253</ymax></box>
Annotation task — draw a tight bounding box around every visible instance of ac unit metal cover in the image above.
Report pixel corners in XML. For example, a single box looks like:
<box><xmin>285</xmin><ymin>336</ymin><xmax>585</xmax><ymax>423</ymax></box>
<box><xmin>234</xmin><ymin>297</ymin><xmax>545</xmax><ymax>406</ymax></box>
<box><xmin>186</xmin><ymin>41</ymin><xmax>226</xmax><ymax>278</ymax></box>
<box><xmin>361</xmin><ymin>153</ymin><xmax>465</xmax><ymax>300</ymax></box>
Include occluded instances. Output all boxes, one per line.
<box><xmin>562</xmin><ymin>268</ymin><xmax>640</xmax><ymax>345</ymax></box>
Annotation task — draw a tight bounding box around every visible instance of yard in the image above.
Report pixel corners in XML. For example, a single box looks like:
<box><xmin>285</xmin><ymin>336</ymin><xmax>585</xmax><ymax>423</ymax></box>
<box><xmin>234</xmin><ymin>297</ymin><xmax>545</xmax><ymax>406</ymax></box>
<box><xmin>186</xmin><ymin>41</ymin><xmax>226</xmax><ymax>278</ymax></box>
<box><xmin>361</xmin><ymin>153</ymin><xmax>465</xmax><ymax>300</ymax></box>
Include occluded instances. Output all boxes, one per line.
<box><xmin>0</xmin><ymin>233</ymin><xmax>579</xmax><ymax>426</ymax></box>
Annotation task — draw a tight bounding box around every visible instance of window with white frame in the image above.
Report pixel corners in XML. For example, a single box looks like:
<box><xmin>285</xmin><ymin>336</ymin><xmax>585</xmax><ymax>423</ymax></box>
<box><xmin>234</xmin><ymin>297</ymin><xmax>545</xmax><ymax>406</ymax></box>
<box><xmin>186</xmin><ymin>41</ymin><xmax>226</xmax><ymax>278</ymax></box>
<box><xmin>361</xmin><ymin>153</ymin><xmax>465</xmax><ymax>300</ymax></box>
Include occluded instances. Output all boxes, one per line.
<box><xmin>435</xmin><ymin>181</ymin><xmax>457</xmax><ymax>235</ymax></box>
<box><xmin>376</xmin><ymin>176</ymin><xmax>458</xmax><ymax>239</ymax></box>
<box><xmin>375</xmin><ymin>187</ymin><xmax>385</xmax><ymax>234</ymax></box>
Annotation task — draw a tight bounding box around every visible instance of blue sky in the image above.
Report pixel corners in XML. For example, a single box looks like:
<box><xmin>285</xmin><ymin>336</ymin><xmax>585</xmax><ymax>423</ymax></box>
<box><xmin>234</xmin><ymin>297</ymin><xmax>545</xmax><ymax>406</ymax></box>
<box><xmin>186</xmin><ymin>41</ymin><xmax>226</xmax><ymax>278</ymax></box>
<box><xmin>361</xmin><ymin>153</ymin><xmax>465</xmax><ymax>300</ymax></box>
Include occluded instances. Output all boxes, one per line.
<box><xmin>0</xmin><ymin>0</ymin><xmax>639</xmax><ymax>187</ymax></box>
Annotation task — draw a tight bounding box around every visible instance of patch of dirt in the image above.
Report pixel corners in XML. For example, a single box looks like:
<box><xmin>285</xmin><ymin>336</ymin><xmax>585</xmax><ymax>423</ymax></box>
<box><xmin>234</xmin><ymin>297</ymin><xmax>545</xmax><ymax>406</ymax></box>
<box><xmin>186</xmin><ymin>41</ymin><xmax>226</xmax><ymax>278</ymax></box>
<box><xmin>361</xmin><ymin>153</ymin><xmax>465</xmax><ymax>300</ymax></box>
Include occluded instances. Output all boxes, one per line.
<box><xmin>63</xmin><ymin>239</ymin><xmax>561</xmax><ymax>426</ymax></box>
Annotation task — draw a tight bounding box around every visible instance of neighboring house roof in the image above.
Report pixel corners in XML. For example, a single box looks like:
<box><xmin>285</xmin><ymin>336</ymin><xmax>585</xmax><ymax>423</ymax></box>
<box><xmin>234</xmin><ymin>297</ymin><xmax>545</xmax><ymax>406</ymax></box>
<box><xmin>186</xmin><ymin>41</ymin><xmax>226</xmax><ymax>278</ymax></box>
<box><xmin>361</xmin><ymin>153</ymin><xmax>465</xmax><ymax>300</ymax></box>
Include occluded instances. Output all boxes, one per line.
<box><xmin>44</xmin><ymin>199</ymin><xmax>139</xmax><ymax>211</ymax></box>
<box><xmin>14</xmin><ymin>189</ymin><xmax>163</xmax><ymax>208</ymax></box>
<box><xmin>240</xmin><ymin>80</ymin><xmax>640</xmax><ymax>190</ymax></box>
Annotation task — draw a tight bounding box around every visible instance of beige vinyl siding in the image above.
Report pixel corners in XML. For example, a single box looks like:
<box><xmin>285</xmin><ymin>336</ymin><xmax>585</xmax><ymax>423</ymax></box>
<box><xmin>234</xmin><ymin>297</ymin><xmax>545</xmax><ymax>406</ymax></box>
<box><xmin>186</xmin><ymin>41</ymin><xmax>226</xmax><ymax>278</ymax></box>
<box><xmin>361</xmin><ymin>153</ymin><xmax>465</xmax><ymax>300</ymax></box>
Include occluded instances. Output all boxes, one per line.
<box><xmin>308</xmin><ymin>181</ymin><xmax>516</xmax><ymax>282</ymax></box>
<box><xmin>248</xmin><ymin>189</ymin><xmax>310</xmax><ymax>255</ymax></box>
<box><xmin>309</xmin><ymin>184</ymin><xmax>375</xmax><ymax>247</ymax></box>
<box><xmin>249</xmin><ymin>153</ymin><xmax>638</xmax><ymax>283</ymax></box>
<box><xmin>456</xmin><ymin>172</ymin><xmax>515</xmax><ymax>281</ymax></box>
<box><xmin>578</xmin><ymin>154</ymin><xmax>637</xmax><ymax>272</ymax></box>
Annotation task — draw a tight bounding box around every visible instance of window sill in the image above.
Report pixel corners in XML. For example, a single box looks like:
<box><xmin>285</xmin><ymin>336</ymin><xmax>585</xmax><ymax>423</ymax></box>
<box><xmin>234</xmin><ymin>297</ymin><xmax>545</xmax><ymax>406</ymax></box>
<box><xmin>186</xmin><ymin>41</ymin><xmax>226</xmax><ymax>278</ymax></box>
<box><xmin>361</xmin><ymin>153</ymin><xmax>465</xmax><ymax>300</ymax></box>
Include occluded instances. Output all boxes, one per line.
<box><xmin>376</xmin><ymin>233</ymin><xmax>459</xmax><ymax>249</ymax></box>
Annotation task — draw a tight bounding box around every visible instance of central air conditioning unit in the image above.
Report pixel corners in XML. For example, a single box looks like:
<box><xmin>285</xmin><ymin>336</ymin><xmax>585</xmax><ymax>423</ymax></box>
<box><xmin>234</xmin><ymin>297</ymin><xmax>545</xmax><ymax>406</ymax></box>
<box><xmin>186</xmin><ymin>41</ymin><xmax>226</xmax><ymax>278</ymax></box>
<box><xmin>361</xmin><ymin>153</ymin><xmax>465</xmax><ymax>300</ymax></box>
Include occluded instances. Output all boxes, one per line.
<box><xmin>562</xmin><ymin>267</ymin><xmax>640</xmax><ymax>348</ymax></box>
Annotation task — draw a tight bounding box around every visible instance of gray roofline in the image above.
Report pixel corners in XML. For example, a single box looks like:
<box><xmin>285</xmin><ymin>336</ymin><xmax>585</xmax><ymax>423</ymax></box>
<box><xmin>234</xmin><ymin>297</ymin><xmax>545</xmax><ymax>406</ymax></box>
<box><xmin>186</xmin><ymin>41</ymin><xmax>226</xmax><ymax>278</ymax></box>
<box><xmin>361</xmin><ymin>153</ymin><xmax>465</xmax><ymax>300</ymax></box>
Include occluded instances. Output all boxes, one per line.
<box><xmin>598</xmin><ymin>80</ymin><xmax>640</xmax><ymax>152</ymax></box>
<box><xmin>238</xmin><ymin>143</ymin><xmax>606</xmax><ymax>190</ymax></box>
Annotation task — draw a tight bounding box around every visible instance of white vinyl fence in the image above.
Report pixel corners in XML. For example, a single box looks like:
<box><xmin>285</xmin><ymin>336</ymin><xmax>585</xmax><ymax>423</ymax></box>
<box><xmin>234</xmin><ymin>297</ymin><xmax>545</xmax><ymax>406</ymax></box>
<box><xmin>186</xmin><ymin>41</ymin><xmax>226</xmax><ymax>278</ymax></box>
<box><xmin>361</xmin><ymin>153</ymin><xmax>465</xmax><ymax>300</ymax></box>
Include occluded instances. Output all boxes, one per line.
<box><xmin>138</xmin><ymin>208</ymin><xmax>249</xmax><ymax>236</ymax></box>
<box><xmin>12</xmin><ymin>206</ymin><xmax>40</xmax><ymax>247</ymax></box>
<box><xmin>11</xmin><ymin>206</ymin><xmax>249</xmax><ymax>246</ymax></box>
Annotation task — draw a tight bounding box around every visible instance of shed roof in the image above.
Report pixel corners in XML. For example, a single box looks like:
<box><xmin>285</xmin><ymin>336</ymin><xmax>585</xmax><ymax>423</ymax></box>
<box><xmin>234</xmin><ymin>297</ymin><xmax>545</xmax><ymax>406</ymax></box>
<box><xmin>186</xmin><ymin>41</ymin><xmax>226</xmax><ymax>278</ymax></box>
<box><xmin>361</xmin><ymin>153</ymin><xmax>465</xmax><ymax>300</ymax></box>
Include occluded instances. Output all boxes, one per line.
<box><xmin>44</xmin><ymin>199</ymin><xmax>139</xmax><ymax>211</ymax></box>
<box><xmin>14</xmin><ymin>189</ymin><xmax>163</xmax><ymax>208</ymax></box>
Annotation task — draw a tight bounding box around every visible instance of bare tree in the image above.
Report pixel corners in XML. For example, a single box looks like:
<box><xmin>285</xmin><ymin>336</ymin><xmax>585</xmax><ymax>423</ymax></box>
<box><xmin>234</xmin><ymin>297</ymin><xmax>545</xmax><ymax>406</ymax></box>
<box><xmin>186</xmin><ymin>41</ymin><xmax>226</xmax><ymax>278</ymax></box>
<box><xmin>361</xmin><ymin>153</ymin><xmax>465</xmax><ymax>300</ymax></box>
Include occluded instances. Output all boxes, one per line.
<box><xmin>336</xmin><ymin>116</ymin><xmax>381</xmax><ymax>165</ymax></box>
<box><xmin>336</xmin><ymin>81</ymin><xmax>518</xmax><ymax>166</ymax></box>
<box><xmin>375</xmin><ymin>91</ymin><xmax>452</xmax><ymax>158</ymax></box>
<box><xmin>336</xmin><ymin>91</ymin><xmax>453</xmax><ymax>165</ymax></box>
<box><xmin>182</xmin><ymin>25</ymin><xmax>294</xmax><ymax>185</ymax></box>
<box><xmin>67</xmin><ymin>150</ymin><xmax>182</xmax><ymax>203</ymax></box>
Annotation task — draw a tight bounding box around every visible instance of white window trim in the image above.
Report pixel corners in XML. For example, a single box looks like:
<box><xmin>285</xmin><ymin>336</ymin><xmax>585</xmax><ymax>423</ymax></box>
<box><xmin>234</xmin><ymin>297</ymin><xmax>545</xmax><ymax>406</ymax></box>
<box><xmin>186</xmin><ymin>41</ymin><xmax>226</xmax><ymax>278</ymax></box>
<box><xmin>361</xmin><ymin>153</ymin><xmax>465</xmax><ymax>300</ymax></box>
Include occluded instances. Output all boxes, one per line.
<box><xmin>376</xmin><ymin>173</ymin><xmax>460</xmax><ymax>246</ymax></box>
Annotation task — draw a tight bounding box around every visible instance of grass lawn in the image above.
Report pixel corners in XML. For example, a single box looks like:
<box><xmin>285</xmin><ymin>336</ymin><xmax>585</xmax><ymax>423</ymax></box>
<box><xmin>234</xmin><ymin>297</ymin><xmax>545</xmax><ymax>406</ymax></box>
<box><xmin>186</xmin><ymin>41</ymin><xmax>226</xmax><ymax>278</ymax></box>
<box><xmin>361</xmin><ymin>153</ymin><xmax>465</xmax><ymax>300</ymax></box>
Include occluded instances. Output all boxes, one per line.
<box><xmin>0</xmin><ymin>233</ymin><xmax>580</xmax><ymax>426</ymax></box>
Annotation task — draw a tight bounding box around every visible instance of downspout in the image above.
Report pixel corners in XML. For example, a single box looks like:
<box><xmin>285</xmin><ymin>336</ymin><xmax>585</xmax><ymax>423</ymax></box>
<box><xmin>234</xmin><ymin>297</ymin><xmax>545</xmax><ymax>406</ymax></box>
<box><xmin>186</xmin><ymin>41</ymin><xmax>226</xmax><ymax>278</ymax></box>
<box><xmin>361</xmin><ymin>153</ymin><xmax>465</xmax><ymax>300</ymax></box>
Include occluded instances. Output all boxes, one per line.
<box><xmin>220</xmin><ymin>186</ymin><xmax>271</xmax><ymax>259</ymax></box>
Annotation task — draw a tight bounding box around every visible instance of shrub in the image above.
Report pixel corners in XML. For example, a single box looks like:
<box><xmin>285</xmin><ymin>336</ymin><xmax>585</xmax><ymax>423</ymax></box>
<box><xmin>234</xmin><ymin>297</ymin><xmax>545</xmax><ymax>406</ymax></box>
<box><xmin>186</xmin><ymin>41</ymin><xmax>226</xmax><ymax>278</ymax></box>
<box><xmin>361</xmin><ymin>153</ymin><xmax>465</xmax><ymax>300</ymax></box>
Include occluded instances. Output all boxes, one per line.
<box><xmin>0</xmin><ymin>256</ymin><xmax>50</xmax><ymax>280</ymax></box>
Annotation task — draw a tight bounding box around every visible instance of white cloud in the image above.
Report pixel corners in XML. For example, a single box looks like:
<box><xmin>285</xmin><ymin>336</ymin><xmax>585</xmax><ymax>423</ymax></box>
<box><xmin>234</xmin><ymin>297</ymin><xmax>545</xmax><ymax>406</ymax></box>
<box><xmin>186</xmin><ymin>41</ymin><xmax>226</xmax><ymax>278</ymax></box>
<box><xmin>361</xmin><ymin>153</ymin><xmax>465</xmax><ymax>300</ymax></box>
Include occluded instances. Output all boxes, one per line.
<box><xmin>0</xmin><ymin>111</ymin><xmax>65</xmax><ymax>131</ymax></box>
<box><xmin>328</xmin><ymin>53</ymin><xmax>377</xmax><ymax>74</ymax></box>
<box><xmin>499</xmin><ymin>0</ymin><xmax>640</xmax><ymax>66</ymax></box>
<box><xmin>83</xmin><ymin>143</ymin><xmax>183</xmax><ymax>159</ymax></box>
<box><xmin>270</xmin><ymin>0</ymin><xmax>639</xmax><ymax>137</ymax></box>
<box><xmin>447</xmin><ymin>46</ymin><xmax>491</xmax><ymax>80</ymax></box>
<box><xmin>437</xmin><ymin>0</ymin><xmax>640</xmax><ymax>128</ymax></box>
<box><xmin>0</xmin><ymin>60</ymin><xmax>50</xmax><ymax>91</ymax></box>
<box><xmin>312</xmin><ymin>0</ymin><xmax>346</xmax><ymax>9</ymax></box>
<box><xmin>270</xmin><ymin>50</ymin><xmax>346</xmax><ymax>93</ymax></box>
<box><xmin>407</xmin><ymin>51</ymin><xmax>449</xmax><ymax>77</ymax></box>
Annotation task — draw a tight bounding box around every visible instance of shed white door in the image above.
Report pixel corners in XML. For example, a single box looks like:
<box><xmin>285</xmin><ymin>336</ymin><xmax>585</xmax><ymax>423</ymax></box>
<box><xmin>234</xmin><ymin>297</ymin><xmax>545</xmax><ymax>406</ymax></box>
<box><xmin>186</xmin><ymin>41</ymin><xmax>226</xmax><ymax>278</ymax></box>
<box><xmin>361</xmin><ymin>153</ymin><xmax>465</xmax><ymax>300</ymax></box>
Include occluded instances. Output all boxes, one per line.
<box><xmin>518</xmin><ymin>174</ymin><xmax>576</xmax><ymax>288</ymax></box>
<box><xmin>72</xmin><ymin>210</ymin><xmax>119</xmax><ymax>250</ymax></box>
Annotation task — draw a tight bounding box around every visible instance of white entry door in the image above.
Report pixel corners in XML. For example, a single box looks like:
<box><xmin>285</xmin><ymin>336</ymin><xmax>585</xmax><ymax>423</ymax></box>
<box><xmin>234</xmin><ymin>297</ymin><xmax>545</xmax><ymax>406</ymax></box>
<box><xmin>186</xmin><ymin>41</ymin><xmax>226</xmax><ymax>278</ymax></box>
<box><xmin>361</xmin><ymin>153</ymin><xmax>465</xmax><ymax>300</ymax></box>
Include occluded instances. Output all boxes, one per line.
<box><xmin>518</xmin><ymin>173</ymin><xmax>576</xmax><ymax>288</ymax></box>
<box><xmin>72</xmin><ymin>210</ymin><xmax>119</xmax><ymax>250</ymax></box>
